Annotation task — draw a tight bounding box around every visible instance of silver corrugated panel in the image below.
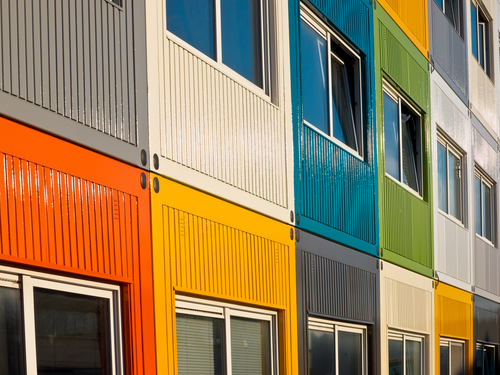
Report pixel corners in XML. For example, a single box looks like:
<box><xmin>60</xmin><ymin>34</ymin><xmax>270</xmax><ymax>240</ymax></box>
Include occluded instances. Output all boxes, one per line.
<box><xmin>473</xmin><ymin>128</ymin><xmax>498</xmax><ymax>181</ymax></box>
<box><xmin>470</xmin><ymin>62</ymin><xmax>498</xmax><ymax>135</ymax></box>
<box><xmin>162</xmin><ymin>39</ymin><xmax>287</xmax><ymax>207</ymax></box>
<box><xmin>475</xmin><ymin>237</ymin><xmax>499</xmax><ymax>296</ymax></box>
<box><xmin>0</xmin><ymin>0</ymin><xmax>138</xmax><ymax>145</ymax></box>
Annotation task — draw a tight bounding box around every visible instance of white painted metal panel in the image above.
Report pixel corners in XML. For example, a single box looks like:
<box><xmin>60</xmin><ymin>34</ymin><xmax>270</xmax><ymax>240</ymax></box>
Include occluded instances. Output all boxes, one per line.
<box><xmin>473</xmin><ymin>128</ymin><xmax>498</xmax><ymax>181</ymax></box>
<box><xmin>475</xmin><ymin>235</ymin><xmax>500</xmax><ymax>298</ymax></box>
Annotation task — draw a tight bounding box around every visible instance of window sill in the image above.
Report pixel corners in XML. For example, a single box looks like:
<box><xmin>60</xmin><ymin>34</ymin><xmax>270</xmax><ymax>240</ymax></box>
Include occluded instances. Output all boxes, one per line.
<box><xmin>475</xmin><ymin>233</ymin><xmax>496</xmax><ymax>248</ymax></box>
<box><xmin>384</xmin><ymin>173</ymin><xmax>423</xmax><ymax>201</ymax></box>
<box><xmin>437</xmin><ymin>209</ymin><xmax>465</xmax><ymax>229</ymax></box>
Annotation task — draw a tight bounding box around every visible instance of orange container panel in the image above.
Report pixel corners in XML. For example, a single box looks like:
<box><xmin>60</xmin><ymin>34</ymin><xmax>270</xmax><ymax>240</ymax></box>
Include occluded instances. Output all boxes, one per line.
<box><xmin>151</xmin><ymin>175</ymin><xmax>298</xmax><ymax>375</ymax></box>
<box><xmin>0</xmin><ymin>115</ymin><xmax>156</xmax><ymax>375</ymax></box>
<box><xmin>435</xmin><ymin>283</ymin><xmax>473</xmax><ymax>374</ymax></box>
<box><xmin>377</xmin><ymin>0</ymin><xmax>429</xmax><ymax>58</ymax></box>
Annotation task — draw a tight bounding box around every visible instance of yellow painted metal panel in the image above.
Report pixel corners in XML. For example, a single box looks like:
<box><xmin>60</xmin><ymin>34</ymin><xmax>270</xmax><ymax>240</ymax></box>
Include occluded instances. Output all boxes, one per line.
<box><xmin>377</xmin><ymin>0</ymin><xmax>429</xmax><ymax>59</ymax></box>
<box><xmin>435</xmin><ymin>283</ymin><xmax>473</xmax><ymax>374</ymax></box>
<box><xmin>150</xmin><ymin>174</ymin><xmax>298</xmax><ymax>375</ymax></box>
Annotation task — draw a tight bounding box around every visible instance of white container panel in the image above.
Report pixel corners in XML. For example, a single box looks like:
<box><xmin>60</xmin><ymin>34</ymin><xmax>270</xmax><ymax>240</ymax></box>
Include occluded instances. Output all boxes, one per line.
<box><xmin>475</xmin><ymin>236</ymin><xmax>500</xmax><ymax>297</ymax></box>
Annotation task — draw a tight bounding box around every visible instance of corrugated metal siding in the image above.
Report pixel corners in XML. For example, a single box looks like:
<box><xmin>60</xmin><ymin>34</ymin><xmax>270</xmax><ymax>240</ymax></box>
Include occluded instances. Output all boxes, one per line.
<box><xmin>385</xmin><ymin>278</ymin><xmax>432</xmax><ymax>333</ymax></box>
<box><xmin>377</xmin><ymin>0</ymin><xmax>428</xmax><ymax>57</ymax></box>
<box><xmin>469</xmin><ymin>62</ymin><xmax>499</xmax><ymax>135</ymax></box>
<box><xmin>161</xmin><ymin>39</ymin><xmax>287</xmax><ymax>207</ymax></box>
<box><xmin>302</xmin><ymin>251</ymin><xmax>376</xmax><ymax>322</ymax></box>
<box><xmin>307</xmin><ymin>0</ymin><xmax>370</xmax><ymax>54</ymax></box>
<box><xmin>381</xmin><ymin>178</ymin><xmax>432</xmax><ymax>268</ymax></box>
<box><xmin>473</xmin><ymin>128</ymin><xmax>498</xmax><ymax>181</ymax></box>
<box><xmin>437</xmin><ymin>295</ymin><xmax>472</xmax><ymax>338</ymax></box>
<box><xmin>475</xmin><ymin>237</ymin><xmax>499</xmax><ymax>296</ymax></box>
<box><xmin>0</xmin><ymin>0</ymin><xmax>138</xmax><ymax>144</ymax></box>
<box><xmin>301</xmin><ymin>126</ymin><xmax>376</xmax><ymax>244</ymax></box>
<box><xmin>475</xmin><ymin>306</ymin><xmax>499</xmax><ymax>343</ymax></box>
<box><xmin>431</xmin><ymin>2</ymin><xmax>468</xmax><ymax>98</ymax></box>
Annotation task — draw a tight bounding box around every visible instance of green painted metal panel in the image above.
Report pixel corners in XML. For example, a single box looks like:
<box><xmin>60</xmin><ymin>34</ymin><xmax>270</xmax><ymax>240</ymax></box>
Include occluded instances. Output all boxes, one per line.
<box><xmin>374</xmin><ymin>5</ymin><xmax>433</xmax><ymax>277</ymax></box>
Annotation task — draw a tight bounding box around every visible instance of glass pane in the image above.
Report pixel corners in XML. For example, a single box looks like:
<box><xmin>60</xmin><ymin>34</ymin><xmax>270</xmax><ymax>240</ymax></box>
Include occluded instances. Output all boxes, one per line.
<box><xmin>484</xmin><ymin>346</ymin><xmax>496</xmax><ymax>375</ymax></box>
<box><xmin>436</xmin><ymin>0</ymin><xmax>443</xmax><ymax>10</ymax></box>
<box><xmin>389</xmin><ymin>339</ymin><xmax>403</xmax><ymax>375</ymax></box>
<box><xmin>479</xmin><ymin>23</ymin><xmax>485</xmax><ymax>69</ymax></box>
<box><xmin>330</xmin><ymin>55</ymin><xmax>358</xmax><ymax>152</ymax></box>
<box><xmin>231</xmin><ymin>316</ymin><xmax>271</xmax><ymax>375</ymax></box>
<box><xmin>451</xmin><ymin>343</ymin><xmax>465</xmax><ymax>375</ymax></box>
<box><xmin>308</xmin><ymin>329</ymin><xmax>334</xmax><ymax>375</ymax></box>
<box><xmin>483</xmin><ymin>183</ymin><xmax>492</xmax><ymax>241</ymax></box>
<box><xmin>471</xmin><ymin>5</ymin><xmax>478</xmax><ymax>60</ymax></box>
<box><xmin>166</xmin><ymin>0</ymin><xmax>215</xmax><ymax>60</ymax></box>
<box><xmin>176</xmin><ymin>314</ymin><xmax>225</xmax><ymax>375</ymax></box>
<box><xmin>440</xmin><ymin>344</ymin><xmax>449</xmax><ymax>375</ymax></box>
<box><xmin>301</xmin><ymin>19</ymin><xmax>328</xmax><ymax>134</ymax></box>
<box><xmin>476</xmin><ymin>176</ymin><xmax>482</xmax><ymax>235</ymax></box>
<box><xmin>476</xmin><ymin>345</ymin><xmax>484</xmax><ymax>373</ymax></box>
<box><xmin>448</xmin><ymin>152</ymin><xmax>461</xmax><ymax>221</ymax></box>
<box><xmin>438</xmin><ymin>142</ymin><xmax>448</xmax><ymax>212</ymax></box>
<box><xmin>34</xmin><ymin>288</ymin><xmax>112</xmax><ymax>375</ymax></box>
<box><xmin>406</xmin><ymin>340</ymin><xmax>422</xmax><ymax>375</ymax></box>
<box><xmin>444</xmin><ymin>0</ymin><xmax>459</xmax><ymax>31</ymax></box>
<box><xmin>0</xmin><ymin>286</ymin><xmax>24</xmax><ymax>375</ymax></box>
<box><xmin>384</xmin><ymin>92</ymin><xmax>400</xmax><ymax>181</ymax></box>
<box><xmin>401</xmin><ymin>105</ymin><xmax>420</xmax><ymax>194</ymax></box>
<box><xmin>338</xmin><ymin>331</ymin><xmax>362</xmax><ymax>375</ymax></box>
<box><xmin>221</xmin><ymin>0</ymin><xmax>263</xmax><ymax>88</ymax></box>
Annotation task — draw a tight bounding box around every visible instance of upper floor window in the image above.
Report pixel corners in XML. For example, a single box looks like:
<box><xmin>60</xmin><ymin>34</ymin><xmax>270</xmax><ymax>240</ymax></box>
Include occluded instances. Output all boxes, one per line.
<box><xmin>440</xmin><ymin>338</ymin><xmax>465</xmax><ymax>375</ymax></box>
<box><xmin>475</xmin><ymin>167</ymin><xmax>495</xmax><ymax>244</ymax></box>
<box><xmin>471</xmin><ymin>2</ymin><xmax>491</xmax><ymax>77</ymax></box>
<box><xmin>383</xmin><ymin>83</ymin><xmax>423</xmax><ymax>197</ymax></box>
<box><xmin>300</xmin><ymin>7</ymin><xmax>364</xmax><ymax>158</ymax></box>
<box><xmin>389</xmin><ymin>332</ymin><xmax>424</xmax><ymax>375</ymax></box>
<box><xmin>435</xmin><ymin>0</ymin><xmax>464</xmax><ymax>36</ymax></box>
<box><xmin>166</xmin><ymin>0</ymin><xmax>271</xmax><ymax>93</ymax></box>
<box><xmin>476</xmin><ymin>343</ymin><xmax>496</xmax><ymax>375</ymax></box>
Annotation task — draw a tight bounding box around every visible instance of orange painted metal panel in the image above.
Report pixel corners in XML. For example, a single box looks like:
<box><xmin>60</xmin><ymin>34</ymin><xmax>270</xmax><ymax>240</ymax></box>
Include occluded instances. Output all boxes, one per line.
<box><xmin>377</xmin><ymin>0</ymin><xmax>429</xmax><ymax>59</ymax></box>
<box><xmin>151</xmin><ymin>174</ymin><xmax>298</xmax><ymax>375</ymax></box>
<box><xmin>435</xmin><ymin>282</ymin><xmax>473</xmax><ymax>374</ymax></box>
<box><xmin>0</xmin><ymin>115</ymin><xmax>156</xmax><ymax>375</ymax></box>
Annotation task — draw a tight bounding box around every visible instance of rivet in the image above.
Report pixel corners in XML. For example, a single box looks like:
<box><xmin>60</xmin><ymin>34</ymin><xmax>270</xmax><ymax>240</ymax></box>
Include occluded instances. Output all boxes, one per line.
<box><xmin>140</xmin><ymin>173</ymin><xmax>147</xmax><ymax>189</ymax></box>
<box><xmin>140</xmin><ymin>149</ymin><xmax>147</xmax><ymax>167</ymax></box>
<box><xmin>153</xmin><ymin>177</ymin><xmax>160</xmax><ymax>193</ymax></box>
<box><xmin>153</xmin><ymin>154</ymin><xmax>160</xmax><ymax>170</ymax></box>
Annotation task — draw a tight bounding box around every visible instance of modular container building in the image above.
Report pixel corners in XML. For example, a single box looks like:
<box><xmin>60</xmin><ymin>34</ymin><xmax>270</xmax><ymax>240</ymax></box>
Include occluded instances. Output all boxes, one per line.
<box><xmin>0</xmin><ymin>0</ymin><xmax>149</xmax><ymax>168</ymax></box>
<box><xmin>150</xmin><ymin>176</ymin><xmax>298</xmax><ymax>375</ymax></box>
<box><xmin>295</xmin><ymin>230</ymin><xmax>379</xmax><ymax>375</ymax></box>
<box><xmin>374</xmin><ymin>4</ymin><xmax>433</xmax><ymax>277</ymax></box>
<box><xmin>473</xmin><ymin>295</ymin><xmax>500</xmax><ymax>375</ymax></box>
<box><xmin>288</xmin><ymin>0</ymin><xmax>378</xmax><ymax>256</ymax></box>
<box><xmin>0</xmin><ymin>115</ymin><xmax>156</xmax><ymax>374</ymax></box>
<box><xmin>145</xmin><ymin>0</ymin><xmax>294</xmax><ymax>223</ymax></box>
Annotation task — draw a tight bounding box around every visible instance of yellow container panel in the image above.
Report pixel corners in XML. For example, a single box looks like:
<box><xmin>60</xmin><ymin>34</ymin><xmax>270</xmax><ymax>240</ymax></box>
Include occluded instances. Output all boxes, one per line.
<box><xmin>151</xmin><ymin>175</ymin><xmax>298</xmax><ymax>375</ymax></box>
<box><xmin>377</xmin><ymin>0</ymin><xmax>429</xmax><ymax>58</ymax></box>
<box><xmin>435</xmin><ymin>283</ymin><xmax>473</xmax><ymax>374</ymax></box>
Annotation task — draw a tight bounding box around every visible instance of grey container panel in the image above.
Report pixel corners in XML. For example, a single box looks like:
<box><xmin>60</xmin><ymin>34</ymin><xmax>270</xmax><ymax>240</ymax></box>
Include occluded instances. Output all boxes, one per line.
<box><xmin>475</xmin><ymin>237</ymin><xmax>499</xmax><ymax>296</ymax></box>
<box><xmin>0</xmin><ymin>0</ymin><xmax>148</xmax><ymax>167</ymax></box>
<box><xmin>431</xmin><ymin>1</ymin><xmax>468</xmax><ymax>99</ymax></box>
<box><xmin>474</xmin><ymin>296</ymin><xmax>499</xmax><ymax>344</ymax></box>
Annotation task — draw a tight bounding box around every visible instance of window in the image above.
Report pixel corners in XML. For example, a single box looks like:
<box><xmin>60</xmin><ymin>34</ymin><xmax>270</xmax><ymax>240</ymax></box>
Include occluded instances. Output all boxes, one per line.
<box><xmin>389</xmin><ymin>332</ymin><xmax>424</xmax><ymax>375</ymax></box>
<box><xmin>166</xmin><ymin>0</ymin><xmax>271</xmax><ymax>93</ymax></box>
<box><xmin>175</xmin><ymin>296</ymin><xmax>277</xmax><ymax>375</ymax></box>
<box><xmin>437</xmin><ymin>134</ymin><xmax>464</xmax><ymax>223</ymax></box>
<box><xmin>308</xmin><ymin>317</ymin><xmax>367</xmax><ymax>375</ymax></box>
<box><xmin>475</xmin><ymin>168</ymin><xmax>494</xmax><ymax>244</ymax></box>
<box><xmin>476</xmin><ymin>343</ymin><xmax>496</xmax><ymax>375</ymax></box>
<box><xmin>471</xmin><ymin>2</ymin><xmax>491</xmax><ymax>76</ymax></box>
<box><xmin>440</xmin><ymin>339</ymin><xmax>465</xmax><ymax>375</ymax></box>
<box><xmin>300</xmin><ymin>7</ymin><xmax>364</xmax><ymax>158</ymax></box>
<box><xmin>435</xmin><ymin>0</ymin><xmax>463</xmax><ymax>36</ymax></box>
<box><xmin>0</xmin><ymin>269</ymin><xmax>122</xmax><ymax>375</ymax></box>
<box><xmin>383</xmin><ymin>83</ymin><xmax>423</xmax><ymax>196</ymax></box>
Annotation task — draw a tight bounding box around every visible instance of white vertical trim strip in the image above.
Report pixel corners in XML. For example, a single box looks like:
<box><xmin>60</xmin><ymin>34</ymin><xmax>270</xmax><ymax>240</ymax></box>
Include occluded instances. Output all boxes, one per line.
<box><xmin>22</xmin><ymin>275</ymin><xmax>38</xmax><ymax>375</ymax></box>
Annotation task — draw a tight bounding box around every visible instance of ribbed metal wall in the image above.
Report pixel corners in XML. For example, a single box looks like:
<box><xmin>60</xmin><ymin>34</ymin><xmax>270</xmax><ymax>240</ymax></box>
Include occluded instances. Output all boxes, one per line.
<box><xmin>437</xmin><ymin>295</ymin><xmax>472</xmax><ymax>337</ymax></box>
<box><xmin>0</xmin><ymin>0</ymin><xmax>140</xmax><ymax>145</ymax></box>
<box><xmin>431</xmin><ymin>1</ymin><xmax>468</xmax><ymax>98</ymax></box>
<box><xmin>301</xmin><ymin>126</ymin><xmax>376</xmax><ymax>244</ymax></box>
<box><xmin>302</xmin><ymin>251</ymin><xmax>376</xmax><ymax>322</ymax></box>
<box><xmin>475</xmin><ymin>237</ymin><xmax>499</xmax><ymax>296</ymax></box>
<box><xmin>469</xmin><ymin>62</ymin><xmax>499</xmax><ymax>133</ymax></box>
<box><xmin>436</xmin><ymin>215</ymin><xmax>469</xmax><ymax>282</ymax></box>
<box><xmin>475</xmin><ymin>303</ymin><xmax>499</xmax><ymax>344</ymax></box>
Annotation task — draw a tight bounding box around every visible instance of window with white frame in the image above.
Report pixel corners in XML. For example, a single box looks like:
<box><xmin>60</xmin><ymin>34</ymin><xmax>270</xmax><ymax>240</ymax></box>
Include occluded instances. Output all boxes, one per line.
<box><xmin>434</xmin><ymin>0</ymin><xmax>464</xmax><ymax>36</ymax></box>
<box><xmin>440</xmin><ymin>338</ymin><xmax>465</xmax><ymax>375</ymax></box>
<box><xmin>0</xmin><ymin>269</ymin><xmax>122</xmax><ymax>375</ymax></box>
<box><xmin>308</xmin><ymin>317</ymin><xmax>367</xmax><ymax>375</ymax></box>
<box><xmin>475</xmin><ymin>167</ymin><xmax>495</xmax><ymax>244</ymax></box>
<box><xmin>166</xmin><ymin>0</ymin><xmax>272</xmax><ymax>94</ymax></box>
<box><xmin>437</xmin><ymin>133</ymin><xmax>464</xmax><ymax>223</ymax></box>
<box><xmin>175</xmin><ymin>296</ymin><xmax>277</xmax><ymax>375</ymax></box>
<box><xmin>383</xmin><ymin>83</ymin><xmax>423</xmax><ymax>196</ymax></box>
<box><xmin>388</xmin><ymin>332</ymin><xmax>424</xmax><ymax>375</ymax></box>
<box><xmin>300</xmin><ymin>6</ymin><xmax>364</xmax><ymax>158</ymax></box>
<box><xmin>471</xmin><ymin>2</ymin><xmax>491</xmax><ymax>77</ymax></box>
<box><xmin>476</xmin><ymin>343</ymin><xmax>496</xmax><ymax>375</ymax></box>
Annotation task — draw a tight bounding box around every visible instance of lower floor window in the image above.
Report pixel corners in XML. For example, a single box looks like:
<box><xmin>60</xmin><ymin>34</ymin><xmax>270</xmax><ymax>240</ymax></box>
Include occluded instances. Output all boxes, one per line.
<box><xmin>388</xmin><ymin>332</ymin><xmax>423</xmax><ymax>375</ymax></box>
<box><xmin>440</xmin><ymin>338</ymin><xmax>465</xmax><ymax>375</ymax></box>
<box><xmin>175</xmin><ymin>296</ymin><xmax>277</xmax><ymax>375</ymax></box>
<box><xmin>476</xmin><ymin>343</ymin><xmax>496</xmax><ymax>375</ymax></box>
<box><xmin>308</xmin><ymin>317</ymin><xmax>367</xmax><ymax>375</ymax></box>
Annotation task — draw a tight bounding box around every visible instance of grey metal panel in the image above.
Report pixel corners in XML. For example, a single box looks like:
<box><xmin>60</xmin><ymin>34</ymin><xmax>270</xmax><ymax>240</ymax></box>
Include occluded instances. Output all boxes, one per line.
<box><xmin>431</xmin><ymin>1</ymin><xmax>468</xmax><ymax>99</ymax></box>
<box><xmin>475</xmin><ymin>236</ymin><xmax>499</xmax><ymax>296</ymax></box>
<box><xmin>474</xmin><ymin>296</ymin><xmax>500</xmax><ymax>344</ymax></box>
<box><xmin>17</xmin><ymin>0</ymin><xmax>26</xmax><ymax>100</ymax></box>
<box><xmin>471</xmin><ymin>113</ymin><xmax>498</xmax><ymax>151</ymax></box>
<box><xmin>473</xmin><ymin>127</ymin><xmax>498</xmax><ymax>182</ymax></box>
<box><xmin>25</xmin><ymin>0</ymin><xmax>34</xmax><ymax>103</ymax></box>
<box><xmin>9</xmin><ymin>0</ymin><xmax>18</xmax><ymax>97</ymax></box>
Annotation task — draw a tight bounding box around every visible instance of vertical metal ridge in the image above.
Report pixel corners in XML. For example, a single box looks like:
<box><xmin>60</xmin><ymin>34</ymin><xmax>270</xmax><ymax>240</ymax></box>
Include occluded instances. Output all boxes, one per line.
<box><xmin>439</xmin><ymin>295</ymin><xmax>472</xmax><ymax>337</ymax></box>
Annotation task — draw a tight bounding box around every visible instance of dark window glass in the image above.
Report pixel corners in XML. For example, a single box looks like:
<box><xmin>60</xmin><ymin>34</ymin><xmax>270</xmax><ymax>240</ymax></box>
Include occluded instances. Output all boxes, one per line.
<box><xmin>475</xmin><ymin>176</ymin><xmax>482</xmax><ymax>235</ymax></box>
<box><xmin>309</xmin><ymin>329</ymin><xmax>334</xmax><ymax>375</ymax></box>
<box><xmin>406</xmin><ymin>340</ymin><xmax>421</xmax><ymax>375</ymax></box>
<box><xmin>483</xmin><ymin>182</ymin><xmax>492</xmax><ymax>241</ymax></box>
<box><xmin>34</xmin><ymin>288</ymin><xmax>112</xmax><ymax>375</ymax></box>
<box><xmin>436</xmin><ymin>0</ymin><xmax>443</xmax><ymax>9</ymax></box>
<box><xmin>444</xmin><ymin>0</ymin><xmax>462</xmax><ymax>34</ymax></box>
<box><xmin>166</xmin><ymin>0</ymin><xmax>216</xmax><ymax>59</ymax></box>
<box><xmin>451</xmin><ymin>343</ymin><xmax>465</xmax><ymax>375</ymax></box>
<box><xmin>440</xmin><ymin>345</ymin><xmax>449</xmax><ymax>375</ymax></box>
<box><xmin>389</xmin><ymin>339</ymin><xmax>403</xmax><ymax>375</ymax></box>
<box><xmin>438</xmin><ymin>143</ymin><xmax>448</xmax><ymax>212</ymax></box>
<box><xmin>338</xmin><ymin>331</ymin><xmax>362</xmax><ymax>375</ymax></box>
<box><xmin>484</xmin><ymin>346</ymin><xmax>496</xmax><ymax>375</ymax></box>
<box><xmin>479</xmin><ymin>23</ymin><xmax>485</xmax><ymax>69</ymax></box>
<box><xmin>0</xmin><ymin>286</ymin><xmax>24</xmax><ymax>375</ymax></box>
<box><xmin>471</xmin><ymin>5</ymin><xmax>478</xmax><ymax>59</ymax></box>
<box><xmin>384</xmin><ymin>92</ymin><xmax>400</xmax><ymax>181</ymax></box>
<box><xmin>401</xmin><ymin>103</ymin><xmax>421</xmax><ymax>194</ymax></box>
<box><xmin>448</xmin><ymin>152</ymin><xmax>461</xmax><ymax>220</ymax></box>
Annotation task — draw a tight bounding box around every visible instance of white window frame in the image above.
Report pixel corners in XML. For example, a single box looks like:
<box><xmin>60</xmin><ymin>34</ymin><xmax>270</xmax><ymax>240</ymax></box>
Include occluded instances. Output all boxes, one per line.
<box><xmin>175</xmin><ymin>295</ymin><xmax>279</xmax><ymax>375</ymax></box>
<box><xmin>383</xmin><ymin>81</ymin><xmax>424</xmax><ymax>199</ymax></box>
<box><xmin>440</xmin><ymin>338</ymin><xmax>466</xmax><ymax>375</ymax></box>
<box><xmin>308</xmin><ymin>316</ymin><xmax>368</xmax><ymax>375</ymax></box>
<box><xmin>0</xmin><ymin>265</ymin><xmax>123</xmax><ymax>375</ymax></box>
<box><xmin>474</xmin><ymin>166</ymin><xmax>495</xmax><ymax>246</ymax></box>
<box><xmin>300</xmin><ymin>5</ymin><xmax>364</xmax><ymax>160</ymax></box>
<box><xmin>388</xmin><ymin>331</ymin><xmax>425</xmax><ymax>375</ymax></box>
<box><xmin>165</xmin><ymin>0</ymin><xmax>273</xmax><ymax>102</ymax></box>
<box><xmin>437</xmin><ymin>131</ymin><xmax>465</xmax><ymax>226</ymax></box>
